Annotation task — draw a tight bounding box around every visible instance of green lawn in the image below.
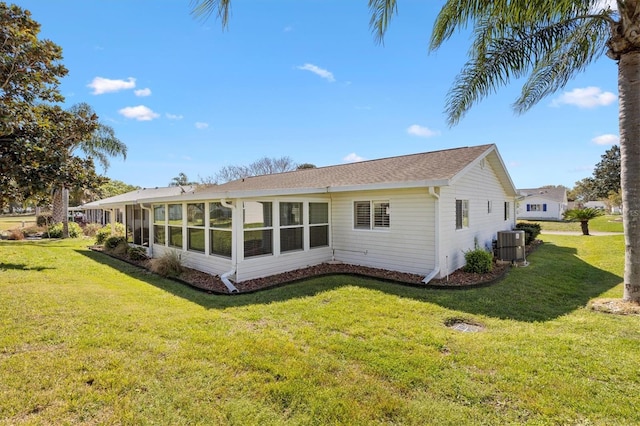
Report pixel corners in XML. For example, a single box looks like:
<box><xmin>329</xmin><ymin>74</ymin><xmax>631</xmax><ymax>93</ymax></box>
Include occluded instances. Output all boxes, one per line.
<box><xmin>0</xmin><ymin>234</ymin><xmax>637</xmax><ymax>425</ymax></box>
<box><xmin>519</xmin><ymin>214</ymin><xmax>624</xmax><ymax>233</ymax></box>
<box><xmin>0</xmin><ymin>214</ymin><xmax>37</xmax><ymax>231</ymax></box>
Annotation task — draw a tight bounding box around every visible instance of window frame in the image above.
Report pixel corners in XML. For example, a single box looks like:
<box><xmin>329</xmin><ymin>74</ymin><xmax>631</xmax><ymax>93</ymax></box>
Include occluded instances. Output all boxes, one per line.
<box><xmin>456</xmin><ymin>199</ymin><xmax>469</xmax><ymax>230</ymax></box>
<box><xmin>243</xmin><ymin>201</ymin><xmax>274</xmax><ymax>258</ymax></box>
<box><xmin>353</xmin><ymin>200</ymin><xmax>390</xmax><ymax>230</ymax></box>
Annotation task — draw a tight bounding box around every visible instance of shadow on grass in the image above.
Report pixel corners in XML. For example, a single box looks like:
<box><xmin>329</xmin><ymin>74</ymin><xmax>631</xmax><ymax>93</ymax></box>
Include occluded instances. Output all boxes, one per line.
<box><xmin>76</xmin><ymin>241</ymin><xmax>621</xmax><ymax>323</ymax></box>
<box><xmin>0</xmin><ymin>262</ymin><xmax>54</xmax><ymax>271</ymax></box>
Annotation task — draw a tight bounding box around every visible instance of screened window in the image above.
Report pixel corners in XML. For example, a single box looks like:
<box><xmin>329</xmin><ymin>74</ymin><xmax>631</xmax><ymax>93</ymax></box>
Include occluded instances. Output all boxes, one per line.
<box><xmin>168</xmin><ymin>203</ymin><xmax>183</xmax><ymax>248</ymax></box>
<box><xmin>244</xmin><ymin>201</ymin><xmax>273</xmax><ymax>257</ymax></box>
<box><xmin>187</xmin><ymin>203</ymin><xmax>205</xmax><ymax>227</ymax></box>
<box><xmin>153</xmin><ymin>205</ymin><xmax>166</xmax><ymax>246</ymax></box>
<box><xmin>487</xmin><ymin>200</ymin><xmax>493</xmax><ymax>214</ymax></box>
<box><xmin>354</xmin><ymin>201</ymin><xmax>389</xmax><ymax>230</ymax></box>
<box><xmin>209</xmin><ymin>202</ymin><xmax>232</xmax><ymax>258</ymax></box>
<box><xmin>504</xmin><ymin>201</ymin><xmax>511</xmax><ymax>220</ymax></box>
<box><xmin>309</xmin><ymin>202</ymin><xmax>329</xmax><ymax>248</ymax></box>
<box><xmin>279</xmin><ymin>202</ymin><xmax>303</xmax><ymax>252</ymax></box>
<box><xmin>456</xmin><ymin>199</ymin><xmax>469</xmax><ymax>229</ymax></box>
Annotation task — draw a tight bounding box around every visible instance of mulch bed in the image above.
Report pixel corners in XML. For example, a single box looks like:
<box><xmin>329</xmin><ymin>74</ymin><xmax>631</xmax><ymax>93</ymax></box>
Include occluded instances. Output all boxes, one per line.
<box><xmin>93</xmin><ymin>240</ymin><xmax>542</xmax><ymax>295</ymax></box>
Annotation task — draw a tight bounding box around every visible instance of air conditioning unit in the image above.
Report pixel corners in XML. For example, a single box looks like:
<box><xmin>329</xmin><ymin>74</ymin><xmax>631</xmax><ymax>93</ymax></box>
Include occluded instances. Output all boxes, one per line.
<box><xmin>496</xmin><ymin>230</ymin><xmax>526</xmax><ymax>261</ymax></box>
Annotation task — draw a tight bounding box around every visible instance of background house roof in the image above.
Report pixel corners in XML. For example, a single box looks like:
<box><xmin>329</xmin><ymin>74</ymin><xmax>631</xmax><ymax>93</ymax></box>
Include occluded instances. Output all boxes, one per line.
<box><xmin>518</xmin><ymin>187</ymin><xmax>567</xmax><ymax>204</ymax></box>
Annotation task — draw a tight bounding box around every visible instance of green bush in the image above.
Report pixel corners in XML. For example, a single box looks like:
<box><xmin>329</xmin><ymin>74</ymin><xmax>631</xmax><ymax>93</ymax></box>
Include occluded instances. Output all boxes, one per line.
<box><xmin>150</xmin><ymin>250</ymin><xmax>183</xmax><ymax>278</ymax></box>
<box><xmin>515</xmin><ymin>222</ymin><xmax>541</xmax><ymax>245</ymax></box>
<box><xmin>47</xmin><ymin>222</ymin><xmax>83</xmax><ymax>238</ymax></box>
<box><xmin>104</xmin><ymin>236</ymin><xmax>129</xmax><ymax>256</ymax></box>
<box><xmin>127</xmin><ymin>246</ymin><xmax>148</xmax><ymax>262</ymax></box>
<box><xmin>95</xmin><ymin>223</ymin><xmax>126</xmax><ymax>245</ymax></box>
<box><xmin>463</xmin><ymin>248</ymin><xmax>493</xmax><ymax>274</ymax></box>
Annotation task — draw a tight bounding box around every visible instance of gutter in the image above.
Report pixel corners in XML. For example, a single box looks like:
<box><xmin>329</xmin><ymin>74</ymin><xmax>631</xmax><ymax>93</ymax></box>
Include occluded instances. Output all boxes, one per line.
<box><xmin>422</xmin><ymin>187</ymin><xmax>441</xmax><ymax>284</ymax></box>
<box><xmin>219</xmin><ymin>198</ymin><xmax>239</xmax><ymax>293</ymax></box>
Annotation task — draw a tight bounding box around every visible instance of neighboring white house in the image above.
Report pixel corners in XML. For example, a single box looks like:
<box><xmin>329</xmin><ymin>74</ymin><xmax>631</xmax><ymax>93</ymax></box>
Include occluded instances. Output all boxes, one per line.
<box><xmin>84</xmin><ymin>144</ymin><xmax>518</xmax><ymax>287</ymax></box>
<box><xmin>516</xmin><ymin>187</ymin><xmax>568</xmax><ymax>221</ymax></box>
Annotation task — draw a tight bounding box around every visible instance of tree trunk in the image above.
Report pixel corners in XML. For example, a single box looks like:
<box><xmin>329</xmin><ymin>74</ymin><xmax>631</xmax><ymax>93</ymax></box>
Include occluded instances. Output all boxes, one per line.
<box><xmin>618</xmin><ymin>52</ymin><xmax>640</xmax><ymax>303</ymax></box>
<box><xmin>580</xmin><ymin>220</ymin><xmax>589</xmax><ymax>236</ymax></box>
<box><xmin>51</xmin><ymin>186</ymin><xmax>70</xmax><ymax>238</ymax></box>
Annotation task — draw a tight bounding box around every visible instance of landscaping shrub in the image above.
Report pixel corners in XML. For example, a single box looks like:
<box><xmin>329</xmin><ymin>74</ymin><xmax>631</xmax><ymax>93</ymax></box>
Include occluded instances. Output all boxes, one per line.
<box><xmin>127</xmin><ymin>246</ymin><xmax>148</xmax><ymax>262</ymax></box>
<box><xmin>515</xmin><ymin>222</ymin><xmax>541</xmax><ymax>245</ymax></box>
<box><xmin>95</xmin><ymin>223</ymin><xmax>126</xmax><ymax>245</ymax></box>
<box><xmin>36</xmin><ymin>215</ymin><xmax>53</xmax><ymax>227</ymax></box>
<box><xmin>83</xmin><ymin>223</ymin><xmax>102</xmax><ymax>237</ymax></box>
<box><xmin>463</xmin><ymin>247</ymin><xmax>493</xmax><ymax>274</ymax></box>
<box><xmin>104</xmin><ymin>236</ymin><xmax>129</xmax><ymax>256</ymax></box>
<box><xmin>46</xmin><ymin>222</ymin><xmax>83</xmax><ymax>238</ymax></box>
<box><xmin>149</xmin><ymin>250</ymin><xmax>183</xmax><ymax>278</ymax></box>
<box><xmin>6</xmin><ymin>228</ymin><xmax>25</xmax><ymax>240</ymax></box>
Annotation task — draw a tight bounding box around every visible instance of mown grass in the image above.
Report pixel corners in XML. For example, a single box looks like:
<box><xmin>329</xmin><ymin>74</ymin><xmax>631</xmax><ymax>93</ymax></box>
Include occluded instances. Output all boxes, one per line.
<box><xmin>519</xmin><ymin>214</ymin><xmax>623</xmax><ymax>233</ymax></box>
<box><xmin>0</xmin><ymin>214</ymin><xmax>37</xmax><ymax>231</ymax></box>
<box><xmin>0</xmin><ymin>234</ymin><xmax>637</xmax><ymax>425</ymax></box>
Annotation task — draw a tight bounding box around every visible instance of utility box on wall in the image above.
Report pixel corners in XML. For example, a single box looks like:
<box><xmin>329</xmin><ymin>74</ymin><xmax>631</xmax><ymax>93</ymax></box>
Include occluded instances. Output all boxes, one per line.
<box><xmin>496</xmin><ymin>230</ymin><xmax>526</xmax><ymax>261</ymax></box>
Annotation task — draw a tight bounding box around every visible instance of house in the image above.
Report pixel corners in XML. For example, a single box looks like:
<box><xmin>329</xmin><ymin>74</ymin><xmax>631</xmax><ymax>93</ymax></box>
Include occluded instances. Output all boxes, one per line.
<box><xmin>516</xmin><ymin>187</ymin><xmax>568</xmax><ymax>221</ymax></box>
<box><xmin>84</xmin><ymin>144</ymin><xmax>518</xmax><ymax>288</ymax></box>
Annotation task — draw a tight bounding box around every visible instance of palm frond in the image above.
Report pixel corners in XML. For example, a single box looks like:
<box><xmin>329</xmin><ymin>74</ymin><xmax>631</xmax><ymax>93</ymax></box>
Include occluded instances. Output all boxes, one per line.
<box><xmin>190</xmin><ymin>0</ymin><xmax>231</xmax><ymax>28</ymax></box>
<box><xmin>368</xmin><ymin>0</ymin><xmax>397</xmax><ymax>45</ymax></box>
<box><xmin>515</xmin><ymin>17</ymin><xmax>610</xmax><ymax>113</ymax></box>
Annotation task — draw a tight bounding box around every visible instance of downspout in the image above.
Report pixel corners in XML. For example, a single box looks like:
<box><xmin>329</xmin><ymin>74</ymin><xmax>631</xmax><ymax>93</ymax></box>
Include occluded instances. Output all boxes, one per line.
<box><xmin>422</xmin><ymin>187</ymin><xmax>441</xmax><ymax>284</ymax></box>
<box><xmin>219</xmin><ymin>198</ymin><xmax>239</xmax><ymax>293</ymax></box>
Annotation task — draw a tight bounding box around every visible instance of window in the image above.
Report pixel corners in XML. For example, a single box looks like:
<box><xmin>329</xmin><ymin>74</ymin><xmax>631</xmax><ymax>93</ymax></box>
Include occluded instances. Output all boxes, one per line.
<box><xmin>526</xmin><ymin>203</ymin><xmax>547</xmax><ymax>212</ymax></box>
<box><xmin>487</xmin><ymin>200</ymin><xmax>492</xmax><ymax>214</ymax></box>
<box><xmin>309</xmin><ymin>202</ymin><xmax>329</xmax><ymax>248</ymax></box>
<box><xmin>456</xmin><ymin>199</ymin><xmax>469</xmax><ymax>229</ymax></box>
<box><xmin>209</xmin><ymin>202</ymin><xmax>232</xmax><ymax>258</ymax></box>
<box><xmin>280</xmin><ymin>202</ymin><xmax>303</xmax><ymax>252</ymax></box>
<box><xmin>187</xmin><ymin>203</ymin><xmax>205</xmax><ymax>253</ymax></box>
<box><xmin>243</xmin><ymin>201</ymin><xmax>273</xmax><ymax>257</ymax></box>
<box><xmin>354</xmin><ymin>200</ymin><xmax>390</xmax><ymax>230</ymax></box>
<box><xmin>153</xmin><ymin>205</ymin><xmax>166</xmax><ymax>245</ymax></box>
<box><xmin>504</xmin><ymin>201</ymin><xmax>511</xmax><ymax>220</ymax></box>
<box><xmin>168</xmin><ymin>203</ymin><xmax>183</xmax><ymax>248</ymax></box>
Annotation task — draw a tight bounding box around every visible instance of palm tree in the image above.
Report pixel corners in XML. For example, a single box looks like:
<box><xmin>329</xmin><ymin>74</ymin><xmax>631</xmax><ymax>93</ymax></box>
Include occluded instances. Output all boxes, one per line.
<box><xmin>563</xmin><ymin>208</ymin><xmax>605</xmax><ymax>235</ymax></box>
<box><xmin>191</xmin><ymin>1</ymin><xmax>638</xmax><ymax>303</ymax></box>
<box><xmin>52</xmin><ymin>103</ymin><xmax>127</xmax><ymax>236</ymax></box>
<box><xmin>425</xmin><ymin>1</ymin><xmax>638</xmax><ymax>303</ymax></box>
<box><xmin>169</xmin><ymin>172</ymin><xmax>195</xmax><ymax>187</ymax></box>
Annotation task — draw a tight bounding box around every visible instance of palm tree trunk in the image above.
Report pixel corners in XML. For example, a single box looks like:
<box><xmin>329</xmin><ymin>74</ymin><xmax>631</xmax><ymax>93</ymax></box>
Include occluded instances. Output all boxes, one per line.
<box><xmin>580</xmin><ymin>220</ymin><xmax>589</xmax><ymax>236</ymax></box>
<box><xmin>51</xmin><ymin>186</ymin><xmax>70</xmax><ymax>238</ymax></box>
<box><xmin>618</xmin><ymin>51</ymin><xmax>640</xmax><ymax>303</ymax></box>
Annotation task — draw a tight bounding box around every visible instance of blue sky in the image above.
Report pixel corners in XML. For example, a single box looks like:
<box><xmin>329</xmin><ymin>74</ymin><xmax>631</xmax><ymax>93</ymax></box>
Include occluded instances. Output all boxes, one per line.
<box><xmin>17</xmin><ymin>0</ymin><xmax>619</xmax><ymax>190</ymax></box>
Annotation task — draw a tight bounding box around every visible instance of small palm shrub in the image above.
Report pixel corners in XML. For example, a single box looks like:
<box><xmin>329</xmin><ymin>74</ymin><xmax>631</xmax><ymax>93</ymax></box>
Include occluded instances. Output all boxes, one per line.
<box><xmin>463</xmin><ymin>247</ymin><xmax>493</xmax><ymax>274</ymax></box>
<box><xmin>36</xmin><ymin>215</ymin><xmax>53</xmax><ymax>227</ymax></box>
<box><xmin>149</xmin><ymin>250</ymin><xmax>183</xmax><ymax>278</ymax></box>
<box><xmin>127</xmin><ymin>246</ymin><xmax>148</xmax><ymax>262</ymax></box>
<box><xmin>515</xmin><ymin>222</ymin><xmax>541</xmax><ymax>245</ymax></box>
<box><xmin>95</xmin><ymin>223</ymin><xmax>126</xmax><ymax>245</ymax></box>
<box><xmin>47</xmin><ymin>222</ymin><xmax>83</xmax><ymax>238</ymax></box>
<box><xmin>104</xmin><ymin>236</ymin><xmax>129</xmax><ymax>256</ymax></box>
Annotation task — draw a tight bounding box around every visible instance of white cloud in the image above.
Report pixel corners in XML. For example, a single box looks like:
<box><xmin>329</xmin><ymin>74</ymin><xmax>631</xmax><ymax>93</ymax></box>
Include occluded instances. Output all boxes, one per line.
<box><xmin>297</xmin><ymin>63</ymin><xmax>335</xmax><ymax>82</ymax></box>
<box><xmin>118</xmin><ymin>105</ymin><xmax>159</xmax><ymax>121</ymax></box>
<box><xmin>88</xmin><ymin>77</ymin><xmax>136</xmax><ymax>95</ymax></box>
<box><xmin>407</xmin><ymin>124</ymin><xmax>439</xmax><ymax>138</ymax></box>
<box><xmin>592</xmin><ymin>133</ymin><xmax>619</xmax><ymax>145</ymax></box>
<box><xmin>195</xmin><ymin>122</ymin><xmax>209</xmax><ymax>129</ymax></box>
<box><xmin>343</xmin><ymin>153</ymin><xmax>365</xmax><ymax>163</ymax></box>
<box><xmin>166</xmin><ymin>113</ymin><xmax>183</xmax><ymax>120</ymax></box>
<box><xmin>551</xmin><ymin>86</ymin><xmax>617</xmax><ymax>108</ymax></box>
<box><xmin>134</xmin><ymin>88</ymin><xmax>152</xmax><ymax>97</ymax></box>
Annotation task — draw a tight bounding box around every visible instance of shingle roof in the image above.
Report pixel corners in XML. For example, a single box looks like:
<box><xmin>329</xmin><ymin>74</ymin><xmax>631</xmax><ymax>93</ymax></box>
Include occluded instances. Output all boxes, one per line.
<box><xmin>198</xmin><ymin>144</ymin><xmax>496</xmax><ymax>194</ymax></box>
<box><xmin>518</xmin><ymin>187</ymin><xmax>567</xmax><ymax>203</ymax></box>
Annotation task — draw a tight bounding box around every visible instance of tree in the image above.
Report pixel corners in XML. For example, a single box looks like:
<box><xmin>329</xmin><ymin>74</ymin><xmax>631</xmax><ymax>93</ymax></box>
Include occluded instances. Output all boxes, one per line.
<box><xmin>564</xmin><ymin>207</ymin><xmax>605</xmax><ymax>236</ymax></box>
<box><xmin>570</xmin><ymin>177</ymin><xmax>599</xmax><ymax>204</ymax></box>
<box><xmin>209</xmin><ymin>156</ymin><xmax>299</xmax><ymax>183</ymax></box>
<box><xmin>192</xmin><ymin>1</ymin><xmax>640</xmax><ymax>303</ymax></box>
<box><xmin>169</xmin><ymin>172</ymin><xmax>196</xmax><ymax>187</ymax></box>
<box><xmin>426</xmin><ymin>1</ymin><xmax>640</xmax><ymax>303</ymax></box>
<box><xmin>49</xmin><ymin>103</ymin><xmax>126</xmax><ymax>238</ymax></box>
<box><xmin>592</xmin><ymin>145</ymin><xmax>621</xmax><ymax>199</ymax></box>
<box><xmin>297</xmin><ymin>163</ymin><xmax>317</xmax><ymax>169</ymax></box>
